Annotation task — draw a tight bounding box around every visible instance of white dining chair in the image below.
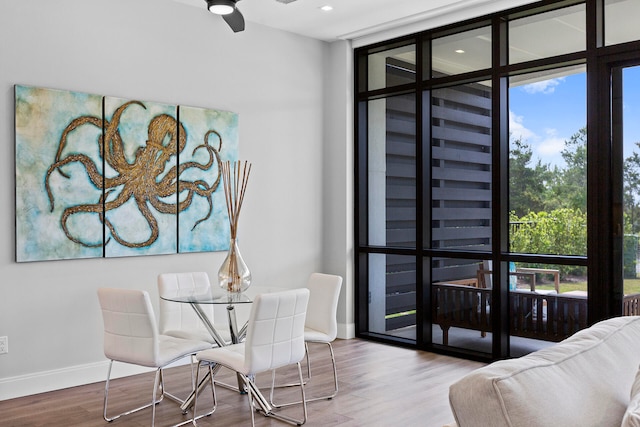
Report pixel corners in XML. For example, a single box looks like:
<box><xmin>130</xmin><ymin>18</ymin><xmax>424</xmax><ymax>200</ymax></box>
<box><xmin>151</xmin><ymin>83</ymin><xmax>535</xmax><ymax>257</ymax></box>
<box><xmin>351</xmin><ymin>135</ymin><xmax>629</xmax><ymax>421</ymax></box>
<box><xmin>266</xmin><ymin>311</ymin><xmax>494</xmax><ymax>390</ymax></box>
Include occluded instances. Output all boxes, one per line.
<box><xmin>192</xmin><ymin>288</ymin><xmax>310</xmax><ymax>427</ymax></box>
<box><xmin>303</xmin><ymin>273</ymin><xmax>342</xmax><ymax>399</ymax></box>
<box><xmin>157</xmin><ymin>272</ymin><xmax>231</xmax><ymax>345</ymax></box>
<box><xmin>97</xmin><ymin>287</ymin><xmax>215</xmax><ymax>426</ymax></box>
<box><xmin>270</xmin><ymin>273</ymin><xmax>343</xmax><ymax>406</ymax></box>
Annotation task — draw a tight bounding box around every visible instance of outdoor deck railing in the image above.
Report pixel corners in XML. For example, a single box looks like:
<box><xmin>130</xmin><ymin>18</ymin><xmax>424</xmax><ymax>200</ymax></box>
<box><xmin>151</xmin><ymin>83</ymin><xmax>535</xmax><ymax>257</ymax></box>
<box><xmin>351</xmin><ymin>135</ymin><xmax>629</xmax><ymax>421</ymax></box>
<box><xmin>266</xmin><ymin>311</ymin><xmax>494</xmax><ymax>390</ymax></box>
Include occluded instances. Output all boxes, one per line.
<box><xmin>432</xmin><ymin>283</ymin><xmax>640</xmax><ymax>346</ymax></box>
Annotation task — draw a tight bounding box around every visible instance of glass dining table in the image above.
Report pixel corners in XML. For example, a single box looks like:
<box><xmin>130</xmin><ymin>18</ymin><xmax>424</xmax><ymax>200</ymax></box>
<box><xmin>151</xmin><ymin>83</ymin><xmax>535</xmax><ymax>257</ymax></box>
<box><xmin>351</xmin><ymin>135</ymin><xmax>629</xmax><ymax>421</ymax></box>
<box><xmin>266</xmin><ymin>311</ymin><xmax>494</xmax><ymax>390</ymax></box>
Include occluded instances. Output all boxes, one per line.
<box><xmin>161</xmin><ymin>290</ymin><xmax>252</xmax><ymax>346</ymax></box>
<box><xmin>160</xmin><ymin>289</ymin><xmax>253</xmax><ymax>411</ymax></box>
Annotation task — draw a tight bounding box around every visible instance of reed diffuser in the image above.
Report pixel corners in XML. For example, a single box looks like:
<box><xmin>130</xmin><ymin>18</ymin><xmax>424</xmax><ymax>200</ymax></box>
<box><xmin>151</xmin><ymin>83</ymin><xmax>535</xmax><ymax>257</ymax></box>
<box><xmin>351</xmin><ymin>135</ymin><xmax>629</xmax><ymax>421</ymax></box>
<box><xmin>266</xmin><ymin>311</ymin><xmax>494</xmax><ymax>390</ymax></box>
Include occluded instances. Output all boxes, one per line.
<box><xmin>218</xmin><ymin>160</ymin><xmax>252</xmax><ymax>293</ymax></box>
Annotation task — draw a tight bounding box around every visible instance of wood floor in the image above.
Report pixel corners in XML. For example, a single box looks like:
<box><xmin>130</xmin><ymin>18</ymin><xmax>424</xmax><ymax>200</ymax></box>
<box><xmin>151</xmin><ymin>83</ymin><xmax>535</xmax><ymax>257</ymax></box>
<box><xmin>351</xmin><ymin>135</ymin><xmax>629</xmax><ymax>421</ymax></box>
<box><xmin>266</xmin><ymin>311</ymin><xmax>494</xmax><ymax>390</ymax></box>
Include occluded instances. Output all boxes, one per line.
<box><xmin>0</xmin><ymin>339</ymin><xmax>484</xmax><ymax>427</ymax></box>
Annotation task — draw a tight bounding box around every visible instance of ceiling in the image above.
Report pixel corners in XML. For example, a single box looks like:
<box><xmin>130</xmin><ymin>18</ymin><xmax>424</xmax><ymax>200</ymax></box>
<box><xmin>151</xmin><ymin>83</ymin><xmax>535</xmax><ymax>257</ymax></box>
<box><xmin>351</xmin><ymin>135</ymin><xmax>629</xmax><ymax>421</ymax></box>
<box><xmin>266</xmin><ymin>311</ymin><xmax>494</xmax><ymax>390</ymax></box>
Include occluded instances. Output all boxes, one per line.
<box><xmin>171</xmin><ymin>0</ymin><xmax>524</xmax><ymax>42</ymax></box>
<box><xmin>172</xmin><ymin>0</ymin><xmax>640</xmax><ymax>79</ymax></box>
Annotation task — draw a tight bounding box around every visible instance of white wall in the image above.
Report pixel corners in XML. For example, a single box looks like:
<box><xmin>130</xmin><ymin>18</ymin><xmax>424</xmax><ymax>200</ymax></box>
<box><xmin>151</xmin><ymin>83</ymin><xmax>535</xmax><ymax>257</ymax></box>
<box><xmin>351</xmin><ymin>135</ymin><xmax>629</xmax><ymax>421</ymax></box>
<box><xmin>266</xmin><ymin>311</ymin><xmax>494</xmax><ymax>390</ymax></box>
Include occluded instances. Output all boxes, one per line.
<box><xmin>0</xmin><ymin>0</ymin><xmax>354</xmax><ymax>400</ymax></box>
<box><xmin>324</xmin><ymin>40</ymin><xmax>355</xmax><ymax>339</ymax></box>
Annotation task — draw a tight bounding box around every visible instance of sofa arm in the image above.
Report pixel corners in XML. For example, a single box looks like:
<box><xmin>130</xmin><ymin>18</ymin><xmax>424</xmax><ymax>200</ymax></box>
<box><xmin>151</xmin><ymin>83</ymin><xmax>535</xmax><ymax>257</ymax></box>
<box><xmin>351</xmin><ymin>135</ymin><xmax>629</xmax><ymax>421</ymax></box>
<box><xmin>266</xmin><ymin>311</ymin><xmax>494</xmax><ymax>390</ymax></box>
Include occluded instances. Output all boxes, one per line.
<box><xmin>449</xmin><ymin>316</ymin><xmax>640</xmax><ymax>427</ymax></box>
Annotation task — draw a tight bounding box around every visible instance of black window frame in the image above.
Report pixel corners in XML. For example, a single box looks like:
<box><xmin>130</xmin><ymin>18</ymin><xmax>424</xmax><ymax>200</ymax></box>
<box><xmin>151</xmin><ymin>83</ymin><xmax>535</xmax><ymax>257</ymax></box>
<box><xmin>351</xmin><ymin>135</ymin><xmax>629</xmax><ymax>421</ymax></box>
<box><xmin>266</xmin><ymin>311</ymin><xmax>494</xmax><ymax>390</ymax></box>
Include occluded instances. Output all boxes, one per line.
<box><xmin>354</xmin><ymin>0</ymin><xmax>640</xmax><ymax>361</ymax></box>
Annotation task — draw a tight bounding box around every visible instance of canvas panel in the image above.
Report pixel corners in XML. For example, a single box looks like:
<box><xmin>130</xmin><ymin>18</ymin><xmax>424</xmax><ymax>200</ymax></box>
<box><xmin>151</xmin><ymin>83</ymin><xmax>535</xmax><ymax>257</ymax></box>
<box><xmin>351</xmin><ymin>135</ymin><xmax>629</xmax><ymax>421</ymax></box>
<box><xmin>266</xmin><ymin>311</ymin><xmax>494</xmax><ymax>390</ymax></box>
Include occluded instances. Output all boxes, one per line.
<box><xmin>15</xmin><ymin>85</ymin><xmax>104</xmax><ymax>262</ymax></box>
<box><xmin>177</xmin><ymin>105</ymin><xmax>238</xmax><ymax>253</ymax></box>
<box><xmin>103</xmin><ymin>96</ymin><xmax>178</xmax><ymax>258</ymax></box>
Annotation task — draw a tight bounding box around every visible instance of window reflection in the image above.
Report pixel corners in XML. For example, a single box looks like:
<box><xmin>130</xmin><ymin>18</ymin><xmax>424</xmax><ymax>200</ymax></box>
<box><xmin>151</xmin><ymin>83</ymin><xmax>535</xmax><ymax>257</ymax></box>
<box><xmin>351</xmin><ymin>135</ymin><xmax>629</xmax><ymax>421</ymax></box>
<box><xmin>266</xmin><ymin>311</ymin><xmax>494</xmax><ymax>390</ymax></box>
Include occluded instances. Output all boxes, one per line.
<box><xmin>509</xmin><ymin>4</ymin><xmax>585</xmax><ymax>64</ymax></box>
<box><xmin>605</xmin><ymin>0</ymin><xmax>640</xmax><ymax>46</ymax></box>
<box><xmin>432</xmin><ymin>26</ymin><xmax>491</xmax><ymax>77</ymax></box>
<box><xmin>367</xmin><ymin>44</ymin><xmax>415</xmax><ymax>92</ymax></box>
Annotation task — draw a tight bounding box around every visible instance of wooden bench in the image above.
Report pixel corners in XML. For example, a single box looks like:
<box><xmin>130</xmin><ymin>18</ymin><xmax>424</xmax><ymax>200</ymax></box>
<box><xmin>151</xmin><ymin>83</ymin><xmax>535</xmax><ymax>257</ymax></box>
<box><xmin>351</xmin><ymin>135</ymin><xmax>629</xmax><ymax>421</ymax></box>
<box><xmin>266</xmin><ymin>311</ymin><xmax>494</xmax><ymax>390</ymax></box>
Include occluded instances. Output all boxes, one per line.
<box><xmin>432</xmin><ymin>283</ymin><xmax>588</xmax><ymax>345</ymax></box>
<box><xmin>441</xmin><ymin>277</ymin><xmax>479</xmax><ymax>287</ymax></box>
<box><xmin>432</xmin><ymin>284</ymin><xmax>492</xmax><ymax>345</ymax></box>
<box><xmin>477</xmin><ymin>268</ymin><xmax>559</xmax><ymax>293</ymax></box>
<box><xmin>508</xmin><ymin>289</ymin><xmax>586</xmax><ymax>341</ymax></box>
<box><xmin>516</xmin><ymin>267</ymin><xmax>560</xmax><ymax>293</ymax></box>
<box><xmin>624</xmin><ymin>293</ymin><xmax>640</xmax><ymax>316</ymax></box>
<box><xmin>432</xmin><ymin>284</ymin><xmax>640</xmax><ymax>345</ymax></box>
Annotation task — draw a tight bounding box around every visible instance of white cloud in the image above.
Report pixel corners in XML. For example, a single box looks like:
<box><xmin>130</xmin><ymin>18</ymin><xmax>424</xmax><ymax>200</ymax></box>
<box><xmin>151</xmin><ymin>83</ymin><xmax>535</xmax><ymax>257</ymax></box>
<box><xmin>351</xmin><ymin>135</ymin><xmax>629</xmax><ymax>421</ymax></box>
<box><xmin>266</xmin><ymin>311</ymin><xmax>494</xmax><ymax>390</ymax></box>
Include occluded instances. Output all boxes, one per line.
<box><xmin>538</xmin><ymin>137</ymin><xmax>566</xmax><ymax>156</ymax></box>
<box><xmin>537</xmin><ymin>128</ymin><xmax>565</xmax><ymax>156</ymax></box>
<box><xmin>521</xmin><ymin>77</ymin><xmax>566</xmax><ymax>95</ymax></box>
<box><xmin>509</xmin><ymin>110</ymin><xmax>536</xmax><ymax>141</ymax></box>
<box><xmin>509</xmin><ymin>116</ymin><xmax>567</xmax><ymax>165</ymax></box>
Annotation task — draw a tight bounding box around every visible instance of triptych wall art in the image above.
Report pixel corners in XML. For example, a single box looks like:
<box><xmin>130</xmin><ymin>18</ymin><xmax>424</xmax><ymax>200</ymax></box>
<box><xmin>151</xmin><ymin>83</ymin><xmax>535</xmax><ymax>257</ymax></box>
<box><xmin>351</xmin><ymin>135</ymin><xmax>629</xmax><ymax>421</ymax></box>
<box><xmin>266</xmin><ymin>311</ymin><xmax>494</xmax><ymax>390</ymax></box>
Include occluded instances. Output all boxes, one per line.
<box><xmin>15</xmin><ymin>85</ymin><xmax>238</xmax><ymax>262</ymax></box>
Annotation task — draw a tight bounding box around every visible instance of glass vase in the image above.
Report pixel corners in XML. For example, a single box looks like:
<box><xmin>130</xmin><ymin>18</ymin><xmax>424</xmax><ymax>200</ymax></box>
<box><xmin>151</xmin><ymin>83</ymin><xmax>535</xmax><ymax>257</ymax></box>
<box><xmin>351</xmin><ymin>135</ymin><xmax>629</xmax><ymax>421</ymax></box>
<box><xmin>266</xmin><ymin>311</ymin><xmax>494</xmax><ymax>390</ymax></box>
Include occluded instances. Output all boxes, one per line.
<box><xmin>218</xmin><ymin>238</ymin><xmax>251</xmax><ymax>293</ymax></box>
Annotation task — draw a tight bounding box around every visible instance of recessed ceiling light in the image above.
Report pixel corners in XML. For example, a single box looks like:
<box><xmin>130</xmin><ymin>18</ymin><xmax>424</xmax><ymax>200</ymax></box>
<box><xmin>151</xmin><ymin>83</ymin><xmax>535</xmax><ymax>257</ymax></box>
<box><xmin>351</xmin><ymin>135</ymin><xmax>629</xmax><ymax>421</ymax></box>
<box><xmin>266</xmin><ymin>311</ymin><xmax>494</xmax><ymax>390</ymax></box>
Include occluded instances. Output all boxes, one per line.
<box><xmin>455</xmin><ymin>49</ymin><xmax>465</xmax><ymax>54</ymax></box>
<box><xmin>320</xmin><ymin>5</ymin><xmax>333</xmax><ymax>12</ymax></box>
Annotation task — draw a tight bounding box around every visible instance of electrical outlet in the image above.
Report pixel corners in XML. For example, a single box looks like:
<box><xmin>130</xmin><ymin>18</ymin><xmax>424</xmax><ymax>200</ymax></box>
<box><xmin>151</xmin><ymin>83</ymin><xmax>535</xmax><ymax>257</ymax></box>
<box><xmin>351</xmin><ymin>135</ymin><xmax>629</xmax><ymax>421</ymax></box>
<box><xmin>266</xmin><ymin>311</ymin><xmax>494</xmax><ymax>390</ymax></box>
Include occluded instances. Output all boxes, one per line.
<box><xmin>0</xmin><ymin>336</ymin><xmax>7</xmax><ymax>354</ymax></box>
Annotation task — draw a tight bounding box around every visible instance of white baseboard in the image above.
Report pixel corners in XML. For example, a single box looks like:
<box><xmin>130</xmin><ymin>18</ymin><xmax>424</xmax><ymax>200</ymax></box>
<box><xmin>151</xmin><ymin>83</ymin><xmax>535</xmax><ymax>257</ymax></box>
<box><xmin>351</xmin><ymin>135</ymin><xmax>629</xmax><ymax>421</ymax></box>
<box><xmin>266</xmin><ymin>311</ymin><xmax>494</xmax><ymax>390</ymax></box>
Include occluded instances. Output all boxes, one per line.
<box><xmin>0</xmin><ymin>358</ymin><xmax>189</xmax><ymax>401</ymax></box>
<box><xmin>0</xmin><ymin>326</ymin><xmax>355</xmax><ymax>402</ymax></box>
<box><xmin>337</xmin><ymin>322</ymin><xmax>355</xmax><ymax>339</ymax></box>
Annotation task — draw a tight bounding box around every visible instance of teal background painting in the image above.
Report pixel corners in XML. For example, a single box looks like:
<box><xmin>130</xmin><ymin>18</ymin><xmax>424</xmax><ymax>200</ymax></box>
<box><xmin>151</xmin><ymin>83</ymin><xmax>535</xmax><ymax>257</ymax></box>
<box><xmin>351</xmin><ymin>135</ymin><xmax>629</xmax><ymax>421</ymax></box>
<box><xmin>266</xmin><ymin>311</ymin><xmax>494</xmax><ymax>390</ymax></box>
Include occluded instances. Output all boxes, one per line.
<box><xmin>178</xmin><ymin>105</ymin><xmax>238</xmax><ymax>253</ymax></box>
<box><xmin>16</xmin><ymin>85</ymin><xmax>104</xmax><ymax>262</ymax></box>
<box><xmin>15</xmin><ymin>84</ymin><xmax>238</xmax><ymax>262</ymax></box>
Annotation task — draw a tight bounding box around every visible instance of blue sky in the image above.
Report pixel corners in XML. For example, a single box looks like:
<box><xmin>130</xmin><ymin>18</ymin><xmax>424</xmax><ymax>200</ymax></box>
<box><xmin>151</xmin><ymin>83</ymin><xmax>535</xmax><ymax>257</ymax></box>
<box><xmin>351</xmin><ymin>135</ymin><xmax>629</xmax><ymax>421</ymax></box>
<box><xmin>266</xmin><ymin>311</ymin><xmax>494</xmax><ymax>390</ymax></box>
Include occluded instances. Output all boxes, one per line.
<box><xmin>509</xmin><ymin>71</ymin><xmax>587</xmax><ymax>168</ymax></box>
<box><xmin>509</xmin><ymin>66</ymin><xmax>640</xmax><ymax>167</ymax></box>
<box><xmin>624</xmin><ymin>66</ymin><xmax>640</xmax><ymax>158</ymax></box>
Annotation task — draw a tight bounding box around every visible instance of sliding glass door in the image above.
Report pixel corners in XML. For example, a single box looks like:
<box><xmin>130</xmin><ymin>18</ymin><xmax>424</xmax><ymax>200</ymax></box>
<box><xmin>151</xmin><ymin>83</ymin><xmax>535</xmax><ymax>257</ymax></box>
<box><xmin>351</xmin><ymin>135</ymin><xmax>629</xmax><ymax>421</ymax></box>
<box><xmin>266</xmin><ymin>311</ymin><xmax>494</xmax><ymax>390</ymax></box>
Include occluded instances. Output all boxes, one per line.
<box><xmin>355</xmin><ymin>0</ymin><xmax>640</xmax><ymax>362</ymax></box>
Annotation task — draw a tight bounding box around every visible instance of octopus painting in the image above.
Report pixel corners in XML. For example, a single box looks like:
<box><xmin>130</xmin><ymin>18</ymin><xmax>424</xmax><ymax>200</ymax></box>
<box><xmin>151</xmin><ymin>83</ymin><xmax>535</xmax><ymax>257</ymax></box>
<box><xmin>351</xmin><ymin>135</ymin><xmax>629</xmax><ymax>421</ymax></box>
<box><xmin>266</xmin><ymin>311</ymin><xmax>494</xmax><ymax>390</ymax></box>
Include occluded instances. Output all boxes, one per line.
<box><xmin>45</xmin><ymin>99</ymin><xmax>223</xmax><ymax>252</ymax></box>
<box><xmin>15</xmin><ymin>85</ymin><xmax>238</xmax><ymax>262</ymax></box>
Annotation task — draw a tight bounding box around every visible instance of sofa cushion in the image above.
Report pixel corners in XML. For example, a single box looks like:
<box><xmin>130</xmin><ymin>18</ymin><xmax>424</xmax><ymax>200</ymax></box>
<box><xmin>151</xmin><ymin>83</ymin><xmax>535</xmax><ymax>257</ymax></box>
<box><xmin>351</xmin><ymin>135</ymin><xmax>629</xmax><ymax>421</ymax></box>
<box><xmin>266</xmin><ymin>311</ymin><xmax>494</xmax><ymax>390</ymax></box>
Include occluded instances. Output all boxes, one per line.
<box><xmin>449</xmin><ymin>316</ymin><xmax>640</xmax><ymax>427</ymax></box>
<box><xmin>622</xmin><ymin>366</ymin><xmax>640</xmax><ymax>427</ymax></box>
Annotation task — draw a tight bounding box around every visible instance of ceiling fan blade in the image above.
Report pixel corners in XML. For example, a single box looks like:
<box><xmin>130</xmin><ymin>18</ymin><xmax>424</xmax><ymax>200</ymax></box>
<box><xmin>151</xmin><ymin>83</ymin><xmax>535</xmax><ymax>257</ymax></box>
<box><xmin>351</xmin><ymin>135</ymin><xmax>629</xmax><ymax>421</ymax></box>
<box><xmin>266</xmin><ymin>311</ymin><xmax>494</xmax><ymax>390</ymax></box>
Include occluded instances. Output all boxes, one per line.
<box><xmin>223</xmin><ymin>8</ymin><xmax>245</xmax><ymax>32</ymax></box>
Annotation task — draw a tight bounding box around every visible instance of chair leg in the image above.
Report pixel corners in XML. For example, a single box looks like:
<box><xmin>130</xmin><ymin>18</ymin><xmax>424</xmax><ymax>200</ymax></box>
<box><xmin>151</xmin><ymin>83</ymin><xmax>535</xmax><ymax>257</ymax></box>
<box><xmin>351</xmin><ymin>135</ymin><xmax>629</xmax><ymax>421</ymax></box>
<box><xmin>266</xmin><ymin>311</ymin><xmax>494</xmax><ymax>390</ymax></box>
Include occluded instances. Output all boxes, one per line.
<box><xmin>164</xmin><ymin>363</ymin><xmax>199</xmax><ymax>406</ymax></box>
<box><xmin>103</xmin><ymin>360</ymin><xmax>165</xmax><ymax>423</ymax></box>
<box><xmin>190</xmin><ymin>362</ymin><xmax>219</xmax><ymax>426</ymax></box>
<box><xmin>246</xmin><ymin>376</ymin><xmax>257</xmax><ymax>427</ymax></box>
<box><xmin>270</xmin><ymin>341</ymin><xmax>338</xmax><ymax>407</ymax></box>
<box><xmin>104</xmin><ymin>359</ymin><xmax>213</xmax><ymax>427</ymax></box>
<box><xmin>323</xmin><ymin>342</ymin><xmax>339</xmax><ymax>400</ymax></box>
<box><xmin>269</xmin><ymin>342</ymin><xmax>312</xmax><ymax>392</ymax></box>
<box><xmin>250</xmin><ymin>363</ymin><xmax>307</xmax><ymax>426</ymax></box>
<box><xmin>152</xmin><ymin>368</ymin><xmax>162</xmax><ymax>426</ymax></box>
<box><xmin>190</xmin><ymin>355</ymin><xmax>197</xmax><ymax>389</ymax></box>
<box><xmin>304</xmin><ymin>342</ymin><xmax>311</xmax><ymax>379</ymax></box>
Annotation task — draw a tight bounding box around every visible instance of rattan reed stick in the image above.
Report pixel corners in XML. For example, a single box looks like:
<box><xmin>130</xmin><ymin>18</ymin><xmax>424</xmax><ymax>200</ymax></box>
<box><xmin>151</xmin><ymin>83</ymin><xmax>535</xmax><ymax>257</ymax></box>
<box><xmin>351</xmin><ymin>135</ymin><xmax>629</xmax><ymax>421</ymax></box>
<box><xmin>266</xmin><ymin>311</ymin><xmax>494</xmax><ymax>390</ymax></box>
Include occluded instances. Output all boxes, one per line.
<box><xmin>220</xmin><ymin>160</ymin><xmax>252</xmax><ymax>292</ymax></box>
<box><xmin>221</xmin><ymin>160</ymin><xmax>252</xmax><ymax>239</ymax></box>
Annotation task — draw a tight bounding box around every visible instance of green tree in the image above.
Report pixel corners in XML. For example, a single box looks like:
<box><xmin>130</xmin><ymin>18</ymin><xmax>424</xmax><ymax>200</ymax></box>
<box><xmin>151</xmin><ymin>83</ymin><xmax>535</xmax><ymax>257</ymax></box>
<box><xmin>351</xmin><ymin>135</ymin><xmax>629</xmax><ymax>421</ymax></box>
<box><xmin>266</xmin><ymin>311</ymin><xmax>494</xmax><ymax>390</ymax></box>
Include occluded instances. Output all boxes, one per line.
<box><xmin>547</xmin><ymin>127</ymin><xmax>587</xmax><ymax>211</ymax></box>
<box><xmin>509</xmin><ymin>136</ymin><xmax>551</xmax><ymax>216</ymax></box>
<box><xmin>509</xmin><ymin>126</ymin><xmax>640</xmax><ymax>276</ymax></box>
<box><xmin>510</xmin><ymin>208</ymin><xmax>587</xmax><ymax>277</ymax></box>
<box><xmin>624</xmin><ymin>142</ymin><xmax>640</xmax><ymax>234</ymax></box>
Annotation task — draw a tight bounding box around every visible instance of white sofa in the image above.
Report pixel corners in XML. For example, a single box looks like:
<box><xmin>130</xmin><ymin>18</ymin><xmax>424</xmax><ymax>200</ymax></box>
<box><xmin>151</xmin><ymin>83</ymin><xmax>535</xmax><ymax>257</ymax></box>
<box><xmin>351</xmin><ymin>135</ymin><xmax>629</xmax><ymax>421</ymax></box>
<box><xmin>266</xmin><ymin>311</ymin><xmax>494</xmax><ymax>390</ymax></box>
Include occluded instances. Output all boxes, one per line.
<box><xmin>449</xmin><ymin>316</ymin><xmax>640</xmax><ymax>427</ymax></box>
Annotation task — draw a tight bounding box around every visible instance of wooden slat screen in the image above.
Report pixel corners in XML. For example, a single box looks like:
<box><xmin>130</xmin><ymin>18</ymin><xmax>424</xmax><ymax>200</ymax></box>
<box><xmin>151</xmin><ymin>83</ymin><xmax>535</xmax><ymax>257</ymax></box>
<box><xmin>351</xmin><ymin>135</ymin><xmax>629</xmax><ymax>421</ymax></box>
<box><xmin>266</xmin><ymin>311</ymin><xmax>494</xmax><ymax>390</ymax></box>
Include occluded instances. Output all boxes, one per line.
<box><xmin>382</xmin><ymin>67</ymin><xmax>492</xmax><ymax>331</ymax></box>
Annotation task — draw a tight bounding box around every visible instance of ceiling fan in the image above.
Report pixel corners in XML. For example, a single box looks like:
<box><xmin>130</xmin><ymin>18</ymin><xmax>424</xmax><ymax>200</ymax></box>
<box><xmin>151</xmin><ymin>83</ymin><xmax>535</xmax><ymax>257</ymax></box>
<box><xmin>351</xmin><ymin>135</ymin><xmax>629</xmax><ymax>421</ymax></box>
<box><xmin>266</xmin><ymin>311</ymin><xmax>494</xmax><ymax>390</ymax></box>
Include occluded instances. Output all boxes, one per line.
<box><xmin>206</xmin><ymin>0</ymin><xmax>300</xmax><ymax>33</ymax></box>
<box><xmin>206</xmin><ymin>0</ymin><xmax>245</xmax><ymax>33</ymax></box>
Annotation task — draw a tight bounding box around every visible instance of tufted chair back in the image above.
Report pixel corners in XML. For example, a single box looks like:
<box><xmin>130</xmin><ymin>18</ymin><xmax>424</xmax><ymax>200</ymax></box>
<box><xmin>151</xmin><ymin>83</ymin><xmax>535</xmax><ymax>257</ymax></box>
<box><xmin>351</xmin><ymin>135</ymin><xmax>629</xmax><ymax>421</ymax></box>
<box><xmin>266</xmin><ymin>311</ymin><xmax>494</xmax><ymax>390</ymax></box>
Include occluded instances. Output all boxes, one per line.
<box><xmin>97</xmin><ymin>287</ymin><xmax>160</xmax><ymax>367</ymax></box>
<box><xmin>243</xmin><ymin>288</ymin><xmax>310</xmax><ymax>374</ymax></box>
<box><xmin>305</xmin><ymin>273</ymin><xmax>342</xmax><ymax>341</ymax></box>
